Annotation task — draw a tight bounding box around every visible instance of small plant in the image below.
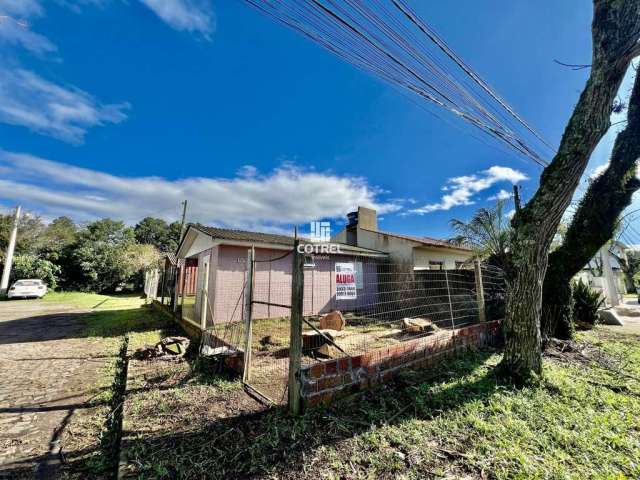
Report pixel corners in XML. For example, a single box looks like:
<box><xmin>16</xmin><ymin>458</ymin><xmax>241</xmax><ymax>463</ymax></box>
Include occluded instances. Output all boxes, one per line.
<box><xmin>572</xmin><ymin>280</ymin><xmax>604</xmax><ymax>329</ymax></box>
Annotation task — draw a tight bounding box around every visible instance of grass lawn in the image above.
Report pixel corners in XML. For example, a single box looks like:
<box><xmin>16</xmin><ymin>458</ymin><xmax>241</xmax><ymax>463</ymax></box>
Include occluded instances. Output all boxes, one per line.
<box><xmin>47</xmin><ymin>291</ymin><xmax>174</xmax><ymax>479</ymax></box>
<box><xmin>120</xmin><ymin>326</ymin><xmax>640</xmax><ymax>479</ymax></box>
<box><xmin>40</xmin><ymin>290</ymin><xmax>146</xmax><ymax>310</ymax></box>
<box><xmin>42</xmin><ymin>292</ymin><xmax>640</xmax><ymax>479</ymax></box>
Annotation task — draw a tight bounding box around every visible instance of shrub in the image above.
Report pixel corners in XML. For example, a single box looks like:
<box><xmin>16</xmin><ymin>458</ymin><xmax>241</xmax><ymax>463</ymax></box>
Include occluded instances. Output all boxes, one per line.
<box><xmin>10</xmin><ymin>254</ymin><xmax>60</xmax><ymax>289</ymax></box>
<box><xmin>572</xmin><ymin>280</ymin><xmax>604</xmax><ymax>329</ymax></box>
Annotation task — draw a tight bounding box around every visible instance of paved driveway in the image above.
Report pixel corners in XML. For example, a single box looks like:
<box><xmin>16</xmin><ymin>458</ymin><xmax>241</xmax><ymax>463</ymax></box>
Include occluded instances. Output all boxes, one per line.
<box><xmin>0</xmin><ymin>301</ymin><xmax>108</xmax><ymax>478</ymax></box>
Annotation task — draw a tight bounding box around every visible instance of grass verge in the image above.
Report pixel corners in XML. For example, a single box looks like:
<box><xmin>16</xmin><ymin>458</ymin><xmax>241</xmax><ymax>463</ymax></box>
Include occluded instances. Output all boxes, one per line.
<box><xmin>121</xmin><ymin>327</ymin><xmax>640</xmax><ymax>479</ymax></box>
<box><xmin>54</xmin><ymin>293</ymin><xmax>171</xmax><ymax>479</ymax></box>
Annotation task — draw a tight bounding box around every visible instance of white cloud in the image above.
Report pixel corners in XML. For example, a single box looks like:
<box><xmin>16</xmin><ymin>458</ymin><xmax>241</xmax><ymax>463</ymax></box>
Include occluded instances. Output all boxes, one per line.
<box><xmin>0</xmin><ymin>68</ymin><xmax>129</xmax><ymax>143</ymax></box>
<box><xmin>409</xmin><ymin>166</ymin><xmax>527</xmax><ymax>214</ymax></box>
<box><xmin>0</xmin><ymin>0</ymin><xmax>57</xmax><ymax>55</ymax></box>
<box><xmin>0</xmin><ymin>151</ymin><xmax>401</xmax><ymax>228</ymax></box>
<box><xmin>138</xmin><ymin>0</ymin><xmax>215</xmax><ymax>37</ymax></box>
<box><xmin>488</xmin><ymin>189</ymin><xmax>512</xmax><ymax>201</ymax></box>
<box><xmin>0</xmin><ymin>0</ymin><xmax>43</xmax><ymax>18</ymax></box>
<box><xmin>589</xmin><ymin>162</ymin><xmax>609</xmax><ymax>179</ymax></box>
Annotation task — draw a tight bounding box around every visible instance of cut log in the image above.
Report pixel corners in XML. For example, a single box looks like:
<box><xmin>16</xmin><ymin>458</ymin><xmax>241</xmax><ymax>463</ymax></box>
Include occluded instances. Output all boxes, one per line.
<box><xmin>320</xmin><ymin>310</ymin><xmax>346</xmax><ymax>331</ymax></box>
<box><xmin>317</xmin><ymin>344</ymin><xmax>341</xmax><ymax>358</ymax></box>
<box><xmin>402</xmin><ymin>317</ymin><xmax>435</xmax><ymax>335</ymax></box>
<box><xmin>302</xmin><ymin>329</ymin><xmax>346</xmax><ymax>353</ymax></box>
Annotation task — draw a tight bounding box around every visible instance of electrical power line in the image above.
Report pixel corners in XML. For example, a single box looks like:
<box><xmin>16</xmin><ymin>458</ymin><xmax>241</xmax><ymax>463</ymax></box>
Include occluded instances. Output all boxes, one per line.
<box><xmin>243</xmin><ymin>0</ymin><xmax>553</xmax><ymax>167</ymax></box>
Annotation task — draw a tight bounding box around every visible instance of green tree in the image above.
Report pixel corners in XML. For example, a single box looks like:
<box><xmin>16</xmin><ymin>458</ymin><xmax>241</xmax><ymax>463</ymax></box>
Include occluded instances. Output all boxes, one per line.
<box><xmin>500</xmin><ymin>0</ymin><xmax>640</xmax><ymax>383</ymax></box>
<box><xmin>64</xmin><ymin>219</ymin><xmax>137</xmax><ymax>292</ymax></box>
<box><xmin>40</xmin><ymin>216</ymin><xmax>77</xmax><ymax>263</ymax></box>
<box><xmin>541</xmin><ymin>68</ymin><xmax>640</xmax><ymax>341</ymax></box>
<box><xmin>449</xmin><ymin>200</ymin><xmax>511</xmax><ymax>268</ymax></box>
<box><xmin>0</xmin><ymin>211</ymin><xmax>46</xmax><ymax>262</ymax></box>
<box><xmin>10</xmin><ymin>254</ymin><xmax>60</xmax><ymax>289</ymax></box>
<box><xmin>134</xmin><ymin>217</ymin><xmax>181</xmax><ymax>253</ymax></box>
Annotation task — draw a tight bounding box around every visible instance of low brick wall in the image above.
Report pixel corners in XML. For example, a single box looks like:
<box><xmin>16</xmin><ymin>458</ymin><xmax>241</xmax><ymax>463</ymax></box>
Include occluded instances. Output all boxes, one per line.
<box><xmin>301</xmin><ymin>320</ymin><xmax>502</xmax><ymax>408</ymax></box>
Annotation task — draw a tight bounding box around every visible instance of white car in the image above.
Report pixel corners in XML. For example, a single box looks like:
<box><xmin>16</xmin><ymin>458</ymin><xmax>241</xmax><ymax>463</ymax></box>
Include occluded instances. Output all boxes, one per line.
<box><xmin>7</xmin><ymin>279</ymin><xmax>48</xmax><ymax>299</ymax></box>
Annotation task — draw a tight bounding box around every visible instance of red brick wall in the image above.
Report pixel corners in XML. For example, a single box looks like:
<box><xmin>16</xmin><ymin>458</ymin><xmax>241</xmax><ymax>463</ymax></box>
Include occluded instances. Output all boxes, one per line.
<box><xmin>301</xmin><ymin>320</ymin><xmax>502</xmax><ymax>408</ymax></box>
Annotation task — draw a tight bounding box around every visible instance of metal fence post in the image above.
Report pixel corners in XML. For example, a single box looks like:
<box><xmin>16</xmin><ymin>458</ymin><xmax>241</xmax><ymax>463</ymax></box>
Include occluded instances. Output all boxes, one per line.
<box><xmin>242</xmin><ymin>248</ymin><xmax>255</xmax><ymax>383</ymax></box>
<box><xmin>444</xmin><ymin>268</ymin><xmax>455</xmax><ymax>330</ymax></box>
<box><xmin>474</xmin><ymin>259</ymin><xmax>486</xmax><ymax>322</ymax></box>
<box><xmin>288</xmin><ymin>239</ymin><xmax>304</xmax><ymax>415</ymax></box>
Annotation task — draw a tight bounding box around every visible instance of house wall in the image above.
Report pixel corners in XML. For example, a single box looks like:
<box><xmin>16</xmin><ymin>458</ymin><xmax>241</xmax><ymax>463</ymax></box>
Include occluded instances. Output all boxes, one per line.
<box><xmin>574</xmin><ymin>270</ymin><xmax>627</xmax><ymax>298</ymax></box>
<box><xmin>335</xmin><ymin>227</ymin><xmax>472</xmax><ymax>269</ymax></box>
<box><xmin>413</xmin><ymin>246</ymin><xmax>472</xmax><ymax>270</ymax></box>
<box><xmin>212</xmin><ymin>245</ymin><xmax>381</xmax><ymax>324</ymax></box>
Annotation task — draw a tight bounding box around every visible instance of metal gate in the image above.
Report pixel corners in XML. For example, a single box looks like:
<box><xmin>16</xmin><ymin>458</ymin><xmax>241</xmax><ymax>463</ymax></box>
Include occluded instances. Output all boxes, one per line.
<box><xmin>242</xmin><ymin>247</ymin><xmax>294</xmax><ymax>405</ymax></box>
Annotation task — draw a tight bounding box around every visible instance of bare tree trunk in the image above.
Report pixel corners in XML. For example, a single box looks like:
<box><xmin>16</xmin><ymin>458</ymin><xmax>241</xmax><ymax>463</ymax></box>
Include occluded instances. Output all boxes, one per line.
<box><xmin>542</xmin><ymin>69</ymin><xmax>640</xmax><ymax>341</ymax></box>
<box><xmin>499</xmin><ymin>0</ymin><xmax>640</xmax><ymax>383</ymax></box>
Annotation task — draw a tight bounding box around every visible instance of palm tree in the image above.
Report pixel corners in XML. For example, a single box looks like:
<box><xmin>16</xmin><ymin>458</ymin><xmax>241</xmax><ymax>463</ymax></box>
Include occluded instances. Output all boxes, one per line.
<box><xmin>449</xmin><ymin>200</ymin><xmax>511</xmax><ymax>268</ymax></box>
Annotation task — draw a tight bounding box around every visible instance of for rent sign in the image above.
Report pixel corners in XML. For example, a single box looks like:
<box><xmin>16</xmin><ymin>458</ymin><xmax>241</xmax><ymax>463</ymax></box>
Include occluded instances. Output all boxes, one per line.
<box><xmin>335</xmin><ymin>262</ymin><xmax>357</xmax><ymax>300</ymax></box>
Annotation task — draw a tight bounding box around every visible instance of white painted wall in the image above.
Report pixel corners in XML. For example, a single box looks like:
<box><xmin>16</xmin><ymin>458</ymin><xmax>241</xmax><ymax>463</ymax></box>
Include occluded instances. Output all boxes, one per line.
<box><xmin>334</xmin><ymin>226</ymin><xmax>472</xmax><ymax>269</ymax></box>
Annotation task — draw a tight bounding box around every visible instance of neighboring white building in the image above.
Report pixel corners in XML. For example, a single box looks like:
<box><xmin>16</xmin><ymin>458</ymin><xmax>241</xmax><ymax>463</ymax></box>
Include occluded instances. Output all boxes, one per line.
<box><xmin>574</xmin><ymin>242</ymin><xmax>630</xmax><ymax>305</ymax></box>
<box><xmin>332</xmin><ymin>207</ymin><xmax>474</xmax><ymax>270</ymax></box>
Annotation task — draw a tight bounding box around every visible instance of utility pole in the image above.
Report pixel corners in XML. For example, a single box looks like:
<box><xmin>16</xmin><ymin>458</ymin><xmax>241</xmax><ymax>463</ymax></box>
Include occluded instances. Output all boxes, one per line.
<box><xmin>179</xmin><ymin>200</ymin><xmax>188</xmax><ymax>241</ymax></box>
<box><xmin>0</xmin><ymin>205</ymin><xmax>21</xmax><ymax>295</ymax></box>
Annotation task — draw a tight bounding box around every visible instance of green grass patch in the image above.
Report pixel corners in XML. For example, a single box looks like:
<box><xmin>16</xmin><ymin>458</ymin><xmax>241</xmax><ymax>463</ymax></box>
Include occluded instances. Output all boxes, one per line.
<box><xmin>123</xmin><ymin>327</ymin><xmax>640</xmax><ymax>479</ymax></box>
<box><xmin>40</xmin><ymin>291</ymin><xmax>146</xmax><ymax>310</ymax></box>
<box><xmin>54</xmin><ymin>292</ymin><xmax>173</xmax><ymax>479</ymax></box>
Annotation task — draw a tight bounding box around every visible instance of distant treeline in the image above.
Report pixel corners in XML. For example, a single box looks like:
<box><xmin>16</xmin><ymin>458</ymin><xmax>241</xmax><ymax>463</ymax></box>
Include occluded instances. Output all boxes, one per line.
<box><xmin>0</xmin><ymin>215</ymin><xmax>181</xmax><ymax>292</ymax></box>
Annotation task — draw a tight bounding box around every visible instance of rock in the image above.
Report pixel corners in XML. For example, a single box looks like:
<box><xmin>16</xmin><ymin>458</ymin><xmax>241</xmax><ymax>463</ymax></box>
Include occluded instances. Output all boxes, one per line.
<box><xmin>320</xmin><ymin>310</ymin><xmax>346</xmax><ymax>331</ymax></box>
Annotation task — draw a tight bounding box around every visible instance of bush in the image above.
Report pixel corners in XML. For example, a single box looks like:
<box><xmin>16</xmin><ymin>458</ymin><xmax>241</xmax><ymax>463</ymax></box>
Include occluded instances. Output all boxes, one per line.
<box><xmin>572</xmin><ymin>280</ymin><xmax>604</xmax><ymax>329</ymax></box>
<box><xmin>10</xmin><ymin>254</ymin><xmax>60</xmax><ymax>289</ymax></box>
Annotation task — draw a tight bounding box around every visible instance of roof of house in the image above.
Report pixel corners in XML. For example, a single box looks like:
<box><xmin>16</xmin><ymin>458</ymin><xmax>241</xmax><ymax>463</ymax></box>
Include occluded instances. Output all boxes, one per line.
<box><xmin>189</xmin><ymin>225</ymin><xmax>388</xmax><ymax>256</ymax></box>
<box><xmin>360</xmin><ymin>228</ymin><xmax>473</xmax><ymax>252</ymax></box>
<box><xmin>195</xmin><ymin>225</ymin><xmax>296</xmax><ymax>246</ymax></box>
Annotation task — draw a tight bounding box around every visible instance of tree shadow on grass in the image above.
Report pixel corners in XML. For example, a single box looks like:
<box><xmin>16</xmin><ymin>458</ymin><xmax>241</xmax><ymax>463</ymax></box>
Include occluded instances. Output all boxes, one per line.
<box><xmin>118</xmin><ymin>349</ymin><xmax>504</xmax><ymax>479</ymax></box>
<box><xmin>0</xmin><ymin>304</ymin><xmax>173</xmax><ymax>345</ymax></box>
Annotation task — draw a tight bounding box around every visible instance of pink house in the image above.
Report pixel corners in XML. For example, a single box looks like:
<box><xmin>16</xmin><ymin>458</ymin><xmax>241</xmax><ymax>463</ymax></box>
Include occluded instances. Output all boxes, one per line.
<box><xmin>174</xmin><ymin>225</ymin><xmax>388</xmax><ymax>331</ymax></box>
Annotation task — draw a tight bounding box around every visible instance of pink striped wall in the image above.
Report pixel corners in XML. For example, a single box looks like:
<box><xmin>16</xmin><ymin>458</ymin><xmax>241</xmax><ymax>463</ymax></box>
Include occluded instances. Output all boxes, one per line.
<box><xmin>210</xmin><ymin>245</ymin><xmax>380</xmax><ymax>324</ymax></box>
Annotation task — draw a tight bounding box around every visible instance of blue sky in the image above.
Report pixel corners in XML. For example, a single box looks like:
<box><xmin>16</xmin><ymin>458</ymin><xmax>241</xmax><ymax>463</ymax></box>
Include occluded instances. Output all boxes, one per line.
<box><xmin>0</xmin><ymin>0</ymin><xmax>633</xmax><ymax>240</ymax></box>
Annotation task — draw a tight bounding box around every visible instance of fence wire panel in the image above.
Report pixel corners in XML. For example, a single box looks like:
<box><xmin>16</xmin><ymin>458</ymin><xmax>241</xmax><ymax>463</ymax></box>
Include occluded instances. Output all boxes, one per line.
<box><xmin>300</xmin><ymin>256</ymin><xmax>489</xmax><ymax>365</ymax></box>
<box><xmin>481</xmin><ymin>264</ymin><xmax>506</xmax><ymax>321</ymax></box>
<box><xmin>245</xmin><ymin>250</ymin><xmax>295</xmax><ymax>405</ymax></box>
<box><xmin>199</xmin><ymin>248</ymin><xmax>506</xmax><ymax>409</ymax></box>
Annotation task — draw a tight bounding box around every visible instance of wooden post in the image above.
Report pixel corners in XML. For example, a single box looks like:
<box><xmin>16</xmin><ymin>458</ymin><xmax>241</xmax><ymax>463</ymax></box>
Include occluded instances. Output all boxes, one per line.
<box><xmin>242</xmin><ymin>248</ymin><xmax>255</xmax><ymax>382</ymax></box>
<box><xmin>474</xmin><ymin>259</ymin><xmax>486</xmax><ymax>322</ymax></box>
<box><xmin>288</xmin><ymin>239</ymin><xmax>304</xmax><ymax>415</ymax></box>
<box><xmin>200</xmin><ymin>256</ymin><xmax>210</xmax><ymax>330</ymax></box>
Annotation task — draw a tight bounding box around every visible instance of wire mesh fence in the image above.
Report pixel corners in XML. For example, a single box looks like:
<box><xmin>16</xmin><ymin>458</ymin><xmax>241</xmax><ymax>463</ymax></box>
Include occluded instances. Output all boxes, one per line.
<box><xmin>196</xmin><ymin>248</ymin><xmax>506</xmax><ymax>407</ymax></box>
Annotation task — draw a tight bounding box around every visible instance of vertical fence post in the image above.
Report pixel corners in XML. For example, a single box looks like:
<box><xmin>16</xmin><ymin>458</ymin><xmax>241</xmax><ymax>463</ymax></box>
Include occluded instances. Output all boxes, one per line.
<box><xmin>474</xmin><ymin>259</ymin><xmax>486</xmax><ymax>323</ymax></box>
<box><xmin>200</xmin><ymin>257</ymin><xmax>210</xmax><ymax>330</ymax></box>
<box><xmin>242</xmin><ymin>248</ymin><xmax>255</xmax><ymax>383</ymax></box>
<box><xmin>288</xmin><ymin>239</ymin><xmax>304</xmax><ymax>415</ymax></box>
<box><xmin>444</xmin><ymin>268</ymin><xmax>455</xmax><ymax>330</ymax></box>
